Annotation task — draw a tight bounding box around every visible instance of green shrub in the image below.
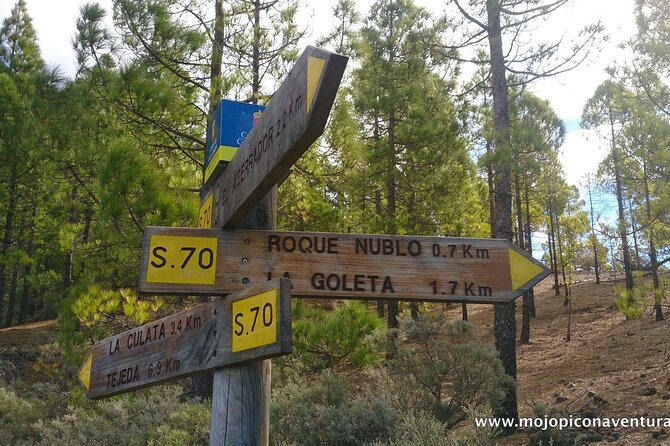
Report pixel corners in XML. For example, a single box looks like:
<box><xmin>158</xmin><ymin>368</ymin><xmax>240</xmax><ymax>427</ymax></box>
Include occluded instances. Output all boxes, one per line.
<box><xmin>382</xmin><ymin>315</ymin><xmax>511</xmax><ymax>427</ymax></box>
<box><xmin>0</xmin><ymin>385</ymin><xmax>42</xmax><ymax>445</ymax></box>
<box><xmin>20</xmin><ymin>382</ymin><xmax>71</xmax><ymax>421</ymax></box>
<box><xmin>371</xmin><ymin>413</ymin><xmax>451</xmax><ymax>446</ymax></box>
<box><xmin>527</xmin><ymin>403</ymin><xmax>573</xmax><ymax>446</ymax></box>
<box><xmin>614</xmin><ymin>285</ymin><xmax>644</xmax><ymax>319</ymax></box>
<box><xmin>271</xmin><ymin>371</ymin><xmax>399</xmax><ymax>446</ymax></box>
<box><xmin>291</xmin><ymin>301</ymin><xmax>383</xmax><ymax>373</ymax></box>
<box><xmin>0</xmin><ymin>357</ymin><xmax>18</xmax><ymax>380</ymax></box>
<box><xmin>33</xmin><ymin>385</ymin><xmax>209</xmax><ymax>446</ymax></box>
<box><xmin>371</xmin><ymin>407</ymin><xmax>499</xmax><ymax>446</ymax></box>
<box><xmin>613</xmin><ymin>276</ymin><xmax>670</xmax><ymax>319</ymax></box>
<box><xmin>148</xmin><ymin>402</ymin><xmax>211</xmax><ymax>446</ymax></box>
<box><xmin>0</xmin><ymin>379</ymin><xmax>72</xmax><ymax>445</ymax></box>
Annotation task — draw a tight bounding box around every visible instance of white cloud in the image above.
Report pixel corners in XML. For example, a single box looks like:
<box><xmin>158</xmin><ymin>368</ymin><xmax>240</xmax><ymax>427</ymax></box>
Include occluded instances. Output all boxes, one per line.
<box><xmin>559</xmin><ymin>128</ymin><xmax>610</xmax><ymax>186</ymax></box>
<box><xmin>526</xmin><ymin>0</ymin><xmax>637</xmax><ymax>119</ymax></box>
<box><xmin>0</xmin><ymin>0</ymin><xmax>113</xmax><ymax>77</ymax></box>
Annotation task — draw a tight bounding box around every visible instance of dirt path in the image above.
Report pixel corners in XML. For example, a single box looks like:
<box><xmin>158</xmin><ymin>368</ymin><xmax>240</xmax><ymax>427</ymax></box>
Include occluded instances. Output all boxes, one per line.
<box><xmin>0</xmin><ymin>319</ymin><xmax>59</xmax><ymax>384</ymax></box>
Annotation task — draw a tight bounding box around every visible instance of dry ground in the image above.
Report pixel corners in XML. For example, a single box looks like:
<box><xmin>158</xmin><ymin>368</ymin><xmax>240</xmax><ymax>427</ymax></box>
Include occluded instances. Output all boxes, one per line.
<box><xmin>0</xmin><ymin>319</ymin><xmax>59</xmax><ymax>385</ymax></box>
<box><xmin>446</xmin><ymin>274</ymin><xmax>670</xmax><ymax>445</ymax></box>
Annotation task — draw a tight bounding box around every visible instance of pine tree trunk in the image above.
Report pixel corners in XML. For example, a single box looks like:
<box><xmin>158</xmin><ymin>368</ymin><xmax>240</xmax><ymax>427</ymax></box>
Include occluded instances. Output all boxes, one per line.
<box><xmin>587</xmin><ymin>182</ymin><xmax>601</xmax><ymax>284</ymax></box>
<box><xmin>493</xmin><ymin>303</ymin><xmax>517</xmax><ymax>425</ymax></box>
<box><xmin>487</xmin><ymin>0</ymin><xmax>518</xmax><ymax>427</ymax></box>
<box><xmin>520</xmin><ymin>294</ymin><xmax>531</xmax><ymax>344</ymax></box>
<box><xmin>629</xmin><ymin>199</ymin><xmax>641</xmax><ymax>270</ymax></box>
<box><xmin>373</xmin><ymin>113</ymin><xmax>385</xmax><ymax>320</ymax></box>
<box><xmin>64</xmin><ymin>190</ymin><xmax>78</xmax><ymax>305</ymax></box>
<box><xmin>17</xmin><ymin>263</ymin><xmax>32</xmax><ymax>325</ymax></box>
<box><xmin>549</xmin><ymin>210</ymin><xmax>561</xmax><ymax>296</ymax></box>
<box><xmin>386</xmin><ymin>14</ymin><xmax>399</xmax><ymax>334</ymax></box>
<box><xmin>407</xmin><ymin>193</ymin><xmax>419</xmax><ymax>321</ymax></box>
<box><xmin>523</xmin><ymin>180</ymin><xmax>536</xmax><ymax>317</ymax></box>
<box><xmin>204</xmin><ymin>0</ymin><xmax>225</xmax><ymax>188</ymax></box>
<box><xmin>17</xmin><ymin>206</ymin><xmax>36</xmax><ymax>325</ymax></box>
<box><xmin>642</xmin><ymin>158</ymin><xmax>663</xmax><ymax>321</ymax></box>
<box><xmin>555</xmin><ymin>213</ymin><xmax>570</xmax><ymax>303</ymax></box>
<box><xmin>252</xmin><ymin>0</ymin><xmax>261</xmax><ymax>103</ymax></box>
<box><xmin>486</xmin><ymin>139</ymin><xmax>495</xmax><ymax>227</ymax></box>
<box><xmin>515</xmin><ymin>174</ymin><xmax>524</xmax><ymax>251</ymax></box>
<box><xmin>516</xmin><ymin>173</ymin><xmax>531</xmax><ymax>344</ymax></box>
<box><xmin>386</xmin><ymin>114</ymin><xmax>398</xmax><ymax>331</ymax></box>
<box><xmin>0</xmin><ymin>166</ymin><xmax>19</xmax><ymax>327</ymax></box>
<box><xmin>209</xmin><ymin>0</ymin><xmax>224</xmax><ymax>116</ymax></box>
<box><xmin>3</xmin><ymin>268</ymin><xmax>19</xmax><ymax>328</ymax></box>
<box><xmin>377</xmin><ymin>300</ymin><xmax>385</xmax><ymax>318</ymax></box>
<box><xmin>609</xmin><ymin>112</ymin><xmax>634</xmax><ymax>290</ymax></box>
<box><xmin>409</xmin><ymin>303</ymin><xmax>419</xmax><ymax>320</ymax></box>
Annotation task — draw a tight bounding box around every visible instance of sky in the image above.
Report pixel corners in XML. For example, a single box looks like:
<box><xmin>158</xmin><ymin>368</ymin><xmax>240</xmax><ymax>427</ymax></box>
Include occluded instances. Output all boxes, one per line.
<box><xmin>0</xmin><ymin>0</ymin><xmax>637</xmax><ymax>216</ymax></box>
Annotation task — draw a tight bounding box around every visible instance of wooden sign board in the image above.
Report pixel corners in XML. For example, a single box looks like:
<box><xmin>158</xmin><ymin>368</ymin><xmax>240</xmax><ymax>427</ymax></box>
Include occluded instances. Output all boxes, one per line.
<box><xmin>79</xmin><ymin>278</ymin><xmax>292</xmax><ymax>399</ymax></box>
<box><xmin>139</xmin><ymin>228</ymin><xmax>551</xmax><ymax>304</ymax></box>
<box><xmin>202</xmin><ymin>46</ymin><xmax>348</xmax><ymax>229</ymax></box>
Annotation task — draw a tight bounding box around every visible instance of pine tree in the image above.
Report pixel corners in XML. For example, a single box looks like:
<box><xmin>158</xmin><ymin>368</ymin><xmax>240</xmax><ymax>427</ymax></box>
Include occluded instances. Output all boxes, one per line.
<box><xmin>617</xmin><ymin>94</ymin><xmax>670</xmax><ymax>320</ymax></box>
<box><xmin>582</xmin><ymin>80</ymin><xmax>636</xmax><ymax>291</ymax></box>
<box><xmin>0</xmin><ymin>0</ymin><xmax>46</xmax><ymax>326</ymax></box>
<box><xmin>351</xmin><ymin>0</ymin><xmax>479</xmax><ymax>330</ymax></box>
<box><xmin>441</xmin><ymin>0</ymin><xmax>603</xmax><ymax>424</ymax></box>
<box><xmin>509</xmin><ymin>91</ymin><xmax>565</xmax><ymax>343</ymax></box>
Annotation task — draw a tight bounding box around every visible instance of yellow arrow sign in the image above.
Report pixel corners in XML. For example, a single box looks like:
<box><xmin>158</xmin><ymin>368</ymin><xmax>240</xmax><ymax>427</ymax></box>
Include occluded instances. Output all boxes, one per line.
<box><xmin>78</xmin><ymin>279</ymin><xmax>292</xmax><ymax>399</ymax></box>
<box><xmin>203</xmin><ymin>47</ymin><xmax>348</xmax><ymax>229</ymax></box>
<box><xmin>79</xmin><ymin>353</ymin><xmax>93</xmax><ymax>391</ymax></box>
<box><xmin>140</xmin><ymin>228</ymin><xmax>552</xmax><ymax>303</ymax></box>
<box><xmin>306</xmin><ymin>56</ymin><xmax>326</xmax><ymax>114</ymax></box>
<box><xmin>508</xmin><ymin>248</ymin><xmax>546</xmax><ymax>291</ymax></box>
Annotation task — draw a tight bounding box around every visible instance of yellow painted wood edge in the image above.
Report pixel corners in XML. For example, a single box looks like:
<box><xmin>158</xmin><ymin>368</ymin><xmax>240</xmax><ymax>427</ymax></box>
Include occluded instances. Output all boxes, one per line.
<box><xmin>79</xmin><ymin>353</ymin><xmax>93</xmax><ymax>391</ymax></box>
<box><xmin>306</xmin><ymin>56</ymin><xmax>326</xmax><ymax>114</ymax></box>
<box><xmin>508</xmin><ymin>248</ymin><xmax>544</xmax><ymax>291</ymax></box>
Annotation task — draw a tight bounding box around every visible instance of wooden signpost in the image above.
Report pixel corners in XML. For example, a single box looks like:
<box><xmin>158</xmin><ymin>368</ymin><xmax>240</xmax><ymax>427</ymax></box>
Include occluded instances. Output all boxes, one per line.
<box><xmin>200</xmin><ymin>46</ymin><xmax>348</xmax><ymax>229</ymax></box>
<box><xmin>139</xmin><ymin>227</ymin><xmax>551</xmax><ymax>304</ymax></box>
<box><xmin>77</xmin><ymin>40</ymin><xmax>551</xmax><ymax>446</ymax></box>
<box><xmin>78</xmin><ymin>278</ymin><xmax>291</xmax><ymax>399</ymax></box>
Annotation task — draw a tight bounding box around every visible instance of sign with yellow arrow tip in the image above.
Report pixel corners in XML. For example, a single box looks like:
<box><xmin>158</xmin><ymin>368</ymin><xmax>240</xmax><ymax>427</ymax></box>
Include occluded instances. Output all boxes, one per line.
<box><xmin>139</xmin><ymin>227</ymin><xmax>551</xmax><ymax>304</ymax></box>
<box><xmin>78</xmin><ymin>278</ymin><xmax>291</xmax><ymax>399</ymax></box>
<box><xmin>201</xmin><ymin>46</ymin><xmax>348</xmax><ymax>229</ymax></box>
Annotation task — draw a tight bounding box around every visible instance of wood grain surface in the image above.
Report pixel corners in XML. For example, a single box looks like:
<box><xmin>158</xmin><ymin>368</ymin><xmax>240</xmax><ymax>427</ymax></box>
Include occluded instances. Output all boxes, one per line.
<box><xmin>203</xmin><ymin>46</ymin><xmax>347</xmax><ymax>229</ymax></box>
<box><xmin>80</xmin><ymin>278</ymin><xmax>291</xmax><ymax>399</ymax></box>
<box><xmin>140</xmin><ymin>228</ymin><xmax>551</xmax><ymax>303</ymax></box>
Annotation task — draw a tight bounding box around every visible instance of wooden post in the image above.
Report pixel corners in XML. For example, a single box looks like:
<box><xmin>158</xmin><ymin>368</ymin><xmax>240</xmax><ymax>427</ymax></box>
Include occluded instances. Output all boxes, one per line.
<box><xmin>209</xmin><ymin>188</ymin><xmax>276</xmax><ymax>446</ymax></box>
<box><xmin>204</xmin><ymin>47</ymin><xmax>346</xmax><ymax>445</ymax></box>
